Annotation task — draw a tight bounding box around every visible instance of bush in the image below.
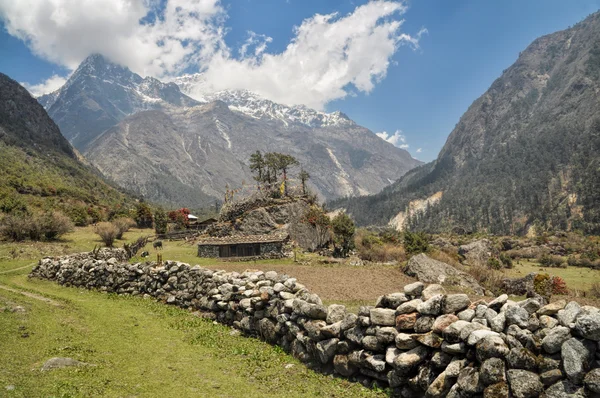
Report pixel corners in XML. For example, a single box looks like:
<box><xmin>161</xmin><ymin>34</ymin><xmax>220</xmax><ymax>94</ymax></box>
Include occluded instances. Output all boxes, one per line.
<box><xmin>135</xmin><ymin>202</ymin><xmax>153</xmax><ymax>229</ymax></box>
<box><xmin>95</xmin><ymin>222</ymin><xmax>119</xmax><ymax>247</ymax></box>
<box><xmin>487</xmin><ymin>257</ymin><xmax>502</xmax><ymax>270</ymax></box>
<box><xmin>355</xmin><ymin>230</ymin><xmax>406</xmax><ymax>263</ymax></box>
<box><xmin>332</xmin><ymin>213</ymin><xmax>356</xmax><ymax>258</ymax></box>
<box><xmin>534</xmin><ymin>273</ymin><xmax>552</xmax><ymax>298</ymax></box>
<box><xmin>41</xmin><ymin>211</ymin><xmax>74</xmax><ymax>240</ymax></box>
<box><xmin>538</xmin><ymin>254</ymin><xmax>567</xmax><ymax>268</ymax></box>
<box><xmin>0</xmin><ymin>214</ymin><xmax>29</xmax><ymax>241</ymax></box>
<box><xmin>499</xmin><ymin>253</ymin><xmax>513</xmax><ymax>268</ymax></box>
<box><xmin>403</xmin><ymin>231</ymin><xmax>430</xmax><ymax>256</ymax></box>
<box><xmin>467</xmin><ymin>265</ymin><xmax>505</xmax><ymax>295</ymax></box>
<box><xmin>154</xmin><ymin>208</ymin><xmax>168</xmax><ymax>235</ymax></box>
<box><xmin>551</xmin><ymin>276</ymin><xmax>568</xmax><ymax>295</ymax></box>
<box><xmin>113</xmin><ymin>217</ymin><xmax>135</xmax><ymax>239</ymax></box>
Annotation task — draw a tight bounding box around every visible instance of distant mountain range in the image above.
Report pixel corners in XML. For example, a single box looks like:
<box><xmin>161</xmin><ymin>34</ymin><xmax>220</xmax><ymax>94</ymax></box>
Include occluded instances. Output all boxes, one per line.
<box><xmin>332</xmin><ymin>11</ymin><xmax>600</xmax><ymax>235</ymax></box>
<box><xmin>37</xmin><ymin>54</ymin><xmax>422</xmax><ymax>208</ymax></box>
<box><xmin>0</xmin><ymin>72</ymin><xmax>132</xmax><ymax>214</ymax></box>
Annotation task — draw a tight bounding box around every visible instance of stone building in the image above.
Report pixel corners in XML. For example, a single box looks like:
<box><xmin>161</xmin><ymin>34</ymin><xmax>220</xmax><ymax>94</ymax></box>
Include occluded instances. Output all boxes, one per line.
<box><xmin>197</xmin><ymin>233</ymin><xmax>288</xmax><ymax>259</ymax></box>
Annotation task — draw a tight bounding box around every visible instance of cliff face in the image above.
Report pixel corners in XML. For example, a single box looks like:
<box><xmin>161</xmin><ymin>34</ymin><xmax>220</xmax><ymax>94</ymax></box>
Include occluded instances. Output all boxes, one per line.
<box><xmin>333</xmin><ymin>12</ymin><xmax>600</xmax><ymax>234</ymax></box>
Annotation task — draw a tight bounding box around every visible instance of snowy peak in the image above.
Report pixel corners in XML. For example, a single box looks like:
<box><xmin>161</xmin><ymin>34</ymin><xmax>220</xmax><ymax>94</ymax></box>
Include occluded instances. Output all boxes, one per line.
<box><xmin>172</xmin><ymin>73</ymin><xmax>354</xmax><ymax>129</ymax></box>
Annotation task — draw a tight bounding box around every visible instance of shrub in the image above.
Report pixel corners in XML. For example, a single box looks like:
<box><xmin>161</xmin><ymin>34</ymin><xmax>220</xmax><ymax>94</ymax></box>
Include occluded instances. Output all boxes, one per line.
<box><xmin>534</xmin><ymin>273</ymin><xmax>552</xmax><ymax>298</ymax></box>
<box><xmin>154</xmin><ymin>208</ymin><xmax>168</xmax><ymax>235</ymax></box>
<box><xmin>590</xmin><ymin>282</ymin><xmax>600</xmax><ymax>298</ymax></box>
<box><xmin>113</xmin><ymin>217</ymin><xmax>135</xmax><ymax>239</ymax></box>
<box><xmin>95</xmin><ymin>222</ymin><xmax>119</xmax><ymax>247</ymax></box>
<box><xmin>354</xmin><ymin>230</ymin><xmax>406</xmax><ymax>263</ymax></box>
<box><xmin>332</xmin><ymin>213</ymin><xmax>356</xmax><ymax>258</ymax></box>
<box><xmin>538</xmin><ymin>254</ymin><xmax>566</xmax><ymax>268</ymax></box>
<box><xmin>403</xmin><ymin>231</ymin><xmax>430</xmax><ymax>255</ymax></box>
<box><xmin>551</xmin><ymin>276</ymin><xmax>568</xmax><ymax>295</ymax></box>
<box><xmin>67</xmin><ymin>205</ymin><xmax>91</xmax><ymax>226</ymax></box>
<box><xmin>41</xmin><ymin>211</ymin><xmax>74</xmax><ymax>240</ymax></box>
<box><xmin>487</xmin><ymin>257</ymin><xmax>502</xmax><ymax>270</ymax></box>
<box><xmin>0</xmin><ymin>214</ymin><xmax>29</xmax><ymax>241</ymax></box>
<box><xmin>467</xmin><ymin>265</ymin><xmax>504</xmax><ymax>295</ymax></box>
<box><xmin>135</xmin><ymin>202</ymin><xmax>153</xmax><ymax>229</ymax></box>
<box><xmin>499</xmin><ymin>253</ymin><xmax>513</xmax><ymax>268</ymax></box>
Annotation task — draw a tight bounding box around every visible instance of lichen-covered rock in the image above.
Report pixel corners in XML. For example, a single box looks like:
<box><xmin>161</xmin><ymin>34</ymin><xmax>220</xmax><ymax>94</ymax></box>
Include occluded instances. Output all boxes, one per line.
<box><xmin>584</xmin><ymin>368</ymin><xmax>600</xmax><ymax>393</ymax></box>
<box><xmin>505</xmin><ymin>305</ymin><xmax>530</xmax><ymax>328</ymax></box>
<box><xmin>541</xmin><ymin>326</ymin><xmax>571</xmax><ymax>354</ymax></box>
<box><xmin>506</xmin><ymin>348</ymin><xmax>538</xmax><ymax>371</ymax></box>
<box><xmin>476</xmin><ymin>335</ymin><xmax>509</xmax><ymax>362</ymax></box>
<box><xmin>405</xmin><ymin>254</ymin><xmax>484</xmax><ymax>295</ymax></box>
<box><xmin>443</xmin><ymin>294</ymin><xmax>471</xmax><ymax>314</ymax></box>
<box><xmin>397</xmin><ymin>299</ymin><xmax>422</xmax><ymax>314</ymax></box>
<box><xmin>414</xmin><ymin>316</ymin><xmax>435</xmax><ymax>333</ymax></box>
<box><xmin>574</xmin><ymin>311</ymin><xmax>600</xmax><ymax>341</ymax></box>
<box><xmin>544</xmin><ymin>380</ymin><xmax>586</xmax><ymax>398</ymax></box>
<box><xmin>369</xmin><ymin>308</ymin><xmax>396</xmax><ymax>326</ymax></box>
<box><xmin>393</xmin><ymin>345</ymin><xmax>430</xmax><ymax>376</ymax></box>
<box><xmin>561</xmin><ymin>337</ymin><xmax>596</xmax><ymax>384</ymax></box>
<box><xmin>484</xmin><ymin>382</ymin><xmax>510</xmax><ymax>398</ymax></box>
<box><xmin>417</xmin><ymin>294</ymin><xmax>444</xmax><ymax>316</ymax></box>
<box><xmin>537</xmin><ymin>300</ymin><xmax>566</xmax><ymax>316</ymax></box>
<box><xmin>507</xmin><ymin>369</ymin><xmax>543</xmax><ymax>398</ymax></box>
<box><xmin>556</xmin><ymin>301</ymin><xmax>581</xmax><ymax>327</ymax></box>
<box><xmin>480</xmin><ymin>357</ymin><xmax>506</xmax><ymax>385</ymax></box>
<box><xmin>326</xmin><ymin>304</ymin><xmax>346</xmax><ymax>324</ymax></box>
<box><xmin>404</xmin><ymin>282</ymin><xmax>425</xmax><ymax>297</ymax></box>
<box><xmin>432</xmin><ymin>314</ymin><xmax>458</xmax><ymax>334</ymax></box>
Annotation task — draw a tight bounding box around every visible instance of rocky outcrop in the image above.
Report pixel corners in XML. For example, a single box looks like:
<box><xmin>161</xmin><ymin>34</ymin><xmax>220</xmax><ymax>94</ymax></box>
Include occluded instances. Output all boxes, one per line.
<box><xmin>404</xmin><ymin>253</ymin><xmax>485</xmax><ymax>295</ymax></box>
<box><xmin>458</xmin><ymin>239</ymin><xmax>495</xmax><ymax>267</ymax></box>
<box><xmin>33</xmin><ymin>251</ymin><xmax>600</xmax><ymax>396</ymax></box>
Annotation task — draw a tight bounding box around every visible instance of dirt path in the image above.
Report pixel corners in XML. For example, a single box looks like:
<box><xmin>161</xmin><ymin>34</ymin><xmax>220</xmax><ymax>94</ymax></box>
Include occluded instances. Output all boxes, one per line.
<box><xmin>0</xmin><ymin>263</ymin><xmax>35</xmax><ymax>274</ymax></box>
<box><xmin>0</xmin><ymin>284</ymin><xmax>62</xmax><ymax>307</ymax></box>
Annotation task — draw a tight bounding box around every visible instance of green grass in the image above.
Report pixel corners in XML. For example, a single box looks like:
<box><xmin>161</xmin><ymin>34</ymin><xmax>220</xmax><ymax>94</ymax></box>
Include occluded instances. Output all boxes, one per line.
<box><xmin>0</xmin><ymin>228</ymin><xmax>384</xmax><ymax>397</ymax></box>
<box><xmin>505</xmin><ymin>260</ymin><xmax>600</xmax><ymax>292</ymax></box>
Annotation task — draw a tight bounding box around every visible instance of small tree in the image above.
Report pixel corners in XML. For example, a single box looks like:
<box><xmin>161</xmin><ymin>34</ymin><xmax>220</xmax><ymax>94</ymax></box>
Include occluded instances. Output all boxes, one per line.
<box><xmin>42</xmin><ymin>211</ymin><xmax>74</xmax><ymax>240</ymax></box>
<box><xmin>299</xmin><ymin>169</ymin><xmax>310</xmax><ymax>195</ymax></box>
<box><xmin>332</xmin><ymin>212</ymin><xmax>356</xmax><ymax>257</ymax></box>
<box><xmin>113</xmin><ymin>217</ymin><xmax>135</xmax><ymax>240</ymax></box>
<box><xmin>168</xmin><ymin>208</ymin><xmax>190</xmax><ymax>229</ymax></box>
<box><xmin>95</xmin><ymin>222</ymin><xmax>119</xmax><ymax>247</ymax></box>
<box><xmin>135</xmin><ymin>202</ymin><xmax>153</xmax><ymax>229</ymax></box>
<box><xmin>403</xmin><ymin>231</ymin><xmax>430</xmax><ymax>255</ymax></box>
<box><xmin>154</xmin><ymin>208</ymin><xmax>168</xmax><ymax>234</ymax></box>
<box><xmin>249</xmin><ymin>150</ymin><xmax>266</xmax><ymax>188</ymax></box>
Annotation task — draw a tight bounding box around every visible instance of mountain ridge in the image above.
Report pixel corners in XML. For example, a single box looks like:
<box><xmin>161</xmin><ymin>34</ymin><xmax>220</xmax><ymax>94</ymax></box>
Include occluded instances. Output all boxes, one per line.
<box><xmin>331</xmin><ymin>11</ymin><xmax>600</xmax><ymax>235</ymax></box>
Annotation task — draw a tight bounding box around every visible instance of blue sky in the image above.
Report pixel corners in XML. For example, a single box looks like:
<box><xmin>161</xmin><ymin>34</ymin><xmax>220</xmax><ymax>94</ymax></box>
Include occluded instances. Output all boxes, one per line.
<box><xmin>1</xmin><ymin>0</ymin><xmax>600</xmax><ymax>161</ymax></box>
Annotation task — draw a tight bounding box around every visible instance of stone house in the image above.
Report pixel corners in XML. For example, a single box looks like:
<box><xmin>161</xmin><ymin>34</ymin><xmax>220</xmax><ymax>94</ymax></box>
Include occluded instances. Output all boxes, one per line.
<box><xmin>197</xmin><ymin>233</ymin><xmax>288</xmax><ymax>259</ymax></box>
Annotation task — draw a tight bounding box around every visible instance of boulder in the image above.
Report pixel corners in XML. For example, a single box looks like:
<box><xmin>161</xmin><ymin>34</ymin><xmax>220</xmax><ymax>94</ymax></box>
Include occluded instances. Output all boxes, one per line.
<box><xmin>443</xmin><ymin>294</ymin><xmax>471</xmax><ymax>314</ymax></box>
<box><xmin>458</xmin><ymin>239</ymin><xmax>494</xmax><ymax>267</ymax></box>
<box><xmin>422</xmin><ymin>284</ymin><xmax>447</xmax><ymax>301</ymax></box>
<box><xmin>480</xmin><ymin>357</ymin><xmax>506</xmax><ymax>385</ymax></box>
<box><xmin>404</xmin><ymin>282</ymin><xmax>425</xmax><ymax>297</ymax></box>
<box><xmin>506</xmin><ymin>369</ymin><xmax>543</xmax><ymax>398</ymax></box>
<box><xmin>370</xmin><ymin>308</ymin><xmax>396</xmax><ymax>326</ymax></box>
<box><xmin>417</xmin><ymin>294</ymin><xmax>444</xmax><ymax>316</ymax></box>
<box><xmin>502</xmin><ymin>273</ymin><xmax>536</xmax><ymax>296</ymax></box>
<box><xmin>584</xmin><ymin>368</ymin><xmax>600</xmax><ymax>393</ymax></box>
<box><xmin>544</xmin><ymin>380</ymin><xmax>586</xmax><ymax>398</ymax></box>
<box><xmin>475</xmin><ymin>335</ymin><xmax>509</xmax><ymax>362</ymax></box>
<box><xmin>556</xmin><ymin>301</ymin><xmax>581</xmax><ymax>327</ymax></box>
<box><xmin>574</xmin><ymin>311</ymin><xmax>600</xmax><ymax>341</ymax></box>
<box><xmin>561</xmin><ymin>337</ymin><xmax>596</xmax><ymax>384</ymax></box>
<box><xmin>541</xmin><ymin>326</ymin><xmax>571</xmax><ymax>354</ymax></box>
<box><xmin>393</xmin><ymin>345</ymin><xmax>429</xmax><ymax>375</ymax></box>
<box><xmin>405</xmin><ymin>254</ymin><xmax>484</xmax><ymax>295</ymax></box>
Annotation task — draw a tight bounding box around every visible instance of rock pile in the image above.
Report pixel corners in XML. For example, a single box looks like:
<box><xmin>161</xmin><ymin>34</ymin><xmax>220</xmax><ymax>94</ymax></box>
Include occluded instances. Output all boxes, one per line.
<box><xmin>31</xmin><ymin>250</ymin><xmax>600</xmax><ymax>397</ymax></box>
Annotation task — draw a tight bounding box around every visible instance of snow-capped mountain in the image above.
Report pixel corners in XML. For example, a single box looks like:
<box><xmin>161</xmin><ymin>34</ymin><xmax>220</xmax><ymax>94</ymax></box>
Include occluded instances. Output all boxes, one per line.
<box><xmin>38</xmin><ymin>54</ymin><xmax>199</xmax><ymax>150</ymax></box>
<box><xmin>36</xmin><ymin>54</ymin><xmax>422</xmax><ymax>207</ymax></box>
<box><xmin>172</xmin><ymin>74</ymin><xmax>354</xmax><ymax>128</ymax></box>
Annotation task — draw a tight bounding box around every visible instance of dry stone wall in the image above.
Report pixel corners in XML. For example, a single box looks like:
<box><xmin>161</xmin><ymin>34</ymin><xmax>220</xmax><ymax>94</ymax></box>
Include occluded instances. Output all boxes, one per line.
<box><xmin>31</xmin><ymin>249</ymin><xmax>600</xmax><ymax>397</ymax></box>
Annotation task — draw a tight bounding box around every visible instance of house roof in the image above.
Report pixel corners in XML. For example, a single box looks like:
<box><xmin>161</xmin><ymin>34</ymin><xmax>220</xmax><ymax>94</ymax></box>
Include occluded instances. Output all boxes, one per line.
<box><xmin>197</xmin><ymin>232</ymin><xmax>288</xmax><ymax>246</ymax></box>
<box><xmin>188</xmin><ymin>214</ymin><xmax>198</xmax><ymax>220</ymax></box>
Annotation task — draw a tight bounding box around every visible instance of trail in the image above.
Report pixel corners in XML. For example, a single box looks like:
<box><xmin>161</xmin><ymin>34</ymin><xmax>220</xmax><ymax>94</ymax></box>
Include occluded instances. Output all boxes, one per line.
<box><xmin>0</xmin><ymin>262</ymin><xmax>35</xmax><ymax>274</ymax></box>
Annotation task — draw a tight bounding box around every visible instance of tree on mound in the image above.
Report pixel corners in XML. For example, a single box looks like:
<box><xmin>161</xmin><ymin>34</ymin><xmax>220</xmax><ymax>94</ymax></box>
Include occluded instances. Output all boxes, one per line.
<box><xmin>249</xmin><ymin>151</ymin><xmax>305</xmax><ymax>196</ymax></box>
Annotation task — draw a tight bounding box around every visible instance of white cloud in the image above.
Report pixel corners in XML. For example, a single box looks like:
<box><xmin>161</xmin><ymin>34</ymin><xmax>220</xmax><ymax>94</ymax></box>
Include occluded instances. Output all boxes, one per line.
<box><xmin>21</xmin><ymin>74</ymin><xmax>68</xmax><ymax>97</ymax></box>
<box><xmin>416</xmin><ymin>148</ymin><xmax>422</xmax><ymax>153</ymax></box>
<box><xmin>0</xmin><ymin>0</ymin><xmax>422</xmax><ymax>109</ymax></box>
<box><xmin>376</xmin><ymin>129</ymin><xmax>409</xmax><ymax>148</ymax></box>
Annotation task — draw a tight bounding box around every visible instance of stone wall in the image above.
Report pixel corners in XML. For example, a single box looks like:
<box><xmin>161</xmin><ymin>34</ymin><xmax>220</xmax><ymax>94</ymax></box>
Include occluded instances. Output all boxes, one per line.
<box><xmin>30</xmin><ymin>249</ymin><xmax>600</xmax><ymax>397</ymax></box>
<box><xmin>197</xmin><ymin>245</ymin><xmax>220</xmax><ymax>258</ymax></box>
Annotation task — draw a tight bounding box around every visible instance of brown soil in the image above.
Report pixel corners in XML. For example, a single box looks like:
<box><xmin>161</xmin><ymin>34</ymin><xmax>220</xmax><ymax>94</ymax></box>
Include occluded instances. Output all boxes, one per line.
<box><xmin>215</xmin><ymin>263</ymin><xmax>415</xmax><ymax>303</ymax></box>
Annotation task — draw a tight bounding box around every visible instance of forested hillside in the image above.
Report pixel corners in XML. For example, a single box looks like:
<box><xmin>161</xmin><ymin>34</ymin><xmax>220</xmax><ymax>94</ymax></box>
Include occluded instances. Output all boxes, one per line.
<box><xmin>332</xmin><ymin>12</ymin><xmax>600</xmax><ymax>235</ymax></box>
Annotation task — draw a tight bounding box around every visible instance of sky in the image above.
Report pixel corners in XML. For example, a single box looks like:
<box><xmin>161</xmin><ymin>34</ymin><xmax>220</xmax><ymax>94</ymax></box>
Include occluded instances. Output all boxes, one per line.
<box><xmin>1</xmin><ymin>0</ymin><xmax>600</xmax><ymax>162</ymax></box>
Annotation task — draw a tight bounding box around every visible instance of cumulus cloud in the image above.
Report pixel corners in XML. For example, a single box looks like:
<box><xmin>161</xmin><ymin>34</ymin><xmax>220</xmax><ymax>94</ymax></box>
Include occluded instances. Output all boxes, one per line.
<box><xmin>416</xmin><ymin>148</ymin><xmax>422</xmax><ymax>153</ymax></box>
<box><xmin>0</xmin><ymin>0</ymin><xmax>422</xmax><ymax>108</ymax></box>
<box><xmin>376</xmin><ymin>129</ymin><xmax>409</xmax><ymax>148</ymax></box>
<box><xmin>21</xmin><ymin>74</ymin><xmax>68</xmax><ymax>97</ymax></box>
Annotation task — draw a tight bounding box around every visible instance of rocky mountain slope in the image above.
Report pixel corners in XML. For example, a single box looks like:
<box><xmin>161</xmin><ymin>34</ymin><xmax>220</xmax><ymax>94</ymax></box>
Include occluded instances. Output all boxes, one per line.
<box><xmin>38</xmin><ymin>54</ymin><xmax>200</xmax><ymax>151</ymax></box>
<box><xmin>39</xmin><ymin>55</ymin><xmax>421</xmax><ymax>208</ymax></box>
<box><xmin>0</xmin><ymin>72</ymin><xmax>132</xmax><ymax>213</ymax></box>
<box><xmin>332</xmin><ymin>11</ymin><xmax>600</xmax><ymax>235</ymax></box>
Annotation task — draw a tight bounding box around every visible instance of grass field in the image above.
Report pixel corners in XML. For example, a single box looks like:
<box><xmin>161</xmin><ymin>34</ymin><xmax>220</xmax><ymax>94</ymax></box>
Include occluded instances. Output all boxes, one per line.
<box><xmin>0</xmin><ymin>227</ymin><xmax>385</xmax><ymax>397</ymax></box>
<box><xmin>504</xmin><ymin>260</ymin><xmax>600</xmax><ymax>293</ymax></box>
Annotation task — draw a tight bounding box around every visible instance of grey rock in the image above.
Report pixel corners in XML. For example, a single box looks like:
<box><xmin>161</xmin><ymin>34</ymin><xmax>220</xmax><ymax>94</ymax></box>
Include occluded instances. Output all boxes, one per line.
<box><xmin>574</xmin><ymin>311</ymin><xmax>600</xmax><ymax>341</ymax></box>
<box><xmin>539</xmin><ymin>315</ymin><xmax>559</xmax><ymax>329</ymax></box>
<box><xmin>557</xmin><ymin>301</ymin><xmax>581</xmax><ymax>327</ymax></box>
<box><xmin>487</xmin><ymin>294</ymin><xmax>508</xmax><ymax>311</ymax></box>
<box><xmin>476</xmin><ymin>335</ymin><xmax>509</xmax><ymax>362</ymax></box>
<box><xmin>506</xmin><ymin>369</ymin><xmax>543</xmax><ymax>398</ymax></box>
<box><xmin>537</xmin><ymin>300</ymin><xmax>566</xmax><ymax>316</ymax></box>
<box><xmin>542</xmin><ymin>326</ymin><xmax>571</xmax><ymax>354</ymax></box>
<box><xmin>506</xmin><ymin>347</ymin><xmax>538</xmax><ymax>371</ymax></box>
<box><xmin>404</xmin><ymin>282</ymin><xmax>425</xmax><ymax>297</ymax></box>
<box><xmin>540</xmin><ymin>369</ymin><xmax>563</xmax><ymax>387</ymax></box>
<box><xmin>397</xmin><ymin>299</ymin><xmax>423</xmax><ymax>314</ymax></box>
<box><xmin>445</xmin><ymin>358</ymin><xmax>467</xmax><ymax>378</ymax></box>
<box><xmin>41</xmin><ymin>357</ymin><xmax>92</xmax><ymax>371</ymax></box>
<box><xmin>467</xmin><ymin>329</ymin><xmax>499</xmax><ymax>346</ymax></box>
<box><xmin>519</xmin><ymin>298</ymin><xmax>541</xmax><ymax>314</ymax></box>
<box><xmin>442</xmin><ymin>319</ymin><xmax>471</xmax><ymax>343</ymax></box>
<box><xmin>544</xmin><ymin>380</ymin><xmax>586</xmax><ymax>398</ymax></box>
<box><xmin>505</xmin><ymin>305</ymin><xmax>530</xmax><ymax>328</ymax></box>
<box><xmin>405</xmin><ymin>254</ymin><xmax>485</xmax><ymax>295</ymax></box>
<box><xmin>393</xmin><ymin>345</ymin><xmax>429</xmax><ymax>375</ymax></box>
<box><xmin>443</xmin><ymin>294</ymin><xmax>471</xmax><ymax>314</ymax></box>
<box><xmin>414</xmin><ymin>316</ymin><xmax>435</xmax><ymax>333</ymax></box>
<box><xmin>584</xmin><ymin>368</ymin><xmax>600</xmax><ymax>393</ymax></box>
<box><xmin>417</xmin><ymin>294</ymin><xmax>444</xmax><ymax>316</ymax></box>
<box><xmin>561</xmin><ymin>337</ymin><xmax>596</xmax><ymax>384</ymax></box>
<box><xmin>422</xmin><ymin>284</ymin><xmax>447</xmax><ymax>301</ymax></box>
<box><xmin>456</xmin><ymin>367</ymin><xmax>483</xmax><ymax>395</ymax></box>
<box><xmin>326</xmin><ymin>304</ymin><xmax>346</xmax><ymax>324</ymax></box>
<box><xmin>457</xmin><ymin>308</ymin><xmax>475</xmax><ymax>321</ymax></box>
<box><xmin>458</xmin><ymin>239</ymin><xmax>493</xmax><ymax>267</ymax></box>
<box><xmin>441</xmin><ymin>341</ymin><xmax>466</xmax><ymax>354</ymax></box>
<box><xmin>426</xmin><ymin>371</ymin><xmax>453</xmax><ymax>398</ymax></box>
<box><xmin>316</xmin><ymin>338</ymin><xmax>339</xmax><ymax>364</ymax></box>
<box><xmin>369</xmin><ymin>308</ymin><xmax>397</xmax><ymax>326</ymax></box>
<box><xmin>396</xmin><ymin>333</ymin><xmax>418</xmax><ymax>350</ymax></box>
<box><xmin>480</xmin><ymin>357</ymin><xmax>506</xmax><ymax>385</ymax></box>
<box><xmin>489</xmin><ymin>313</ymin><xmax>506</xmax><ymax>333</ymax></box>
